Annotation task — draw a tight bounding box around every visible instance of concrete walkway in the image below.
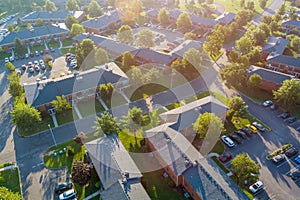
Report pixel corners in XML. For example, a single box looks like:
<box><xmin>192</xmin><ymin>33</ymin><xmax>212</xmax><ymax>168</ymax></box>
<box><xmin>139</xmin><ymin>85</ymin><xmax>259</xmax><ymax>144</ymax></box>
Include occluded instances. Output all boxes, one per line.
<box><xmin>119</xmin><ymin>90</ymin><xmax>131</xmax><ymax>103</ymax></box>
<box><xmin>97</xmin><ymin>97</ymin><xmax>109</xmax><ymax>111</ymax></box>
<box><xmin>84</xmin><ymin>190</ymin><xmax>101</xmax><ymax>200</ymax></box>
<box><xmin>27</xmin><ymin>45</ymin><xmax>30</xmax><ymax>53</ymax></box>
<box><xmin>50</xmin><ymin>114</ymin><xmax>58</xmax><ymax>128</ymax></box>
<box><xmin>0</xmin><ymin>164</ymin><xmax>17</xmax><ymax>172</ymax></box>
<box><xmin>44</xmin><ymin>40</ymin><xmax>49</xmax><ymax>50</ymax></box>
<box><xmin>73</xmin><ymin>104</ymin><xmax>83</xmax><ymax>119</ymax></box>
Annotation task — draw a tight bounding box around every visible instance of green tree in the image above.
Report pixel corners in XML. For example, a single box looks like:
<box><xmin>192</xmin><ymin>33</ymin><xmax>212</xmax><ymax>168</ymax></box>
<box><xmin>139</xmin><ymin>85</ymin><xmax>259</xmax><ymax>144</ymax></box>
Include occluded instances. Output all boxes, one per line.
<box><xmin>0</xmin><ymin>187</ymin><xmax>22</xmax><ymax>200</ymax></box>
<box><xmin>76</xmin><ymin>38</ymin><xmax>95</xmax><ymax>66</ymax></box>
<box><xmin>240</xmin><ymin>0</ymin><xmax>245</xmax><ymax>8</ymax></box>
<box><xmin>99</xmin><ymin>83</ymin><xmax>114</xmax><ymax>103</ymax></box>
<box><xmin>259</xmin><ymin>23</ymin><xmax>271</xmax><ymax>37</ymax></box>
<box><xmin>116</xmin><ymin>25</ymin><xmax>134</xmax><ymax>44</ymax></box>
<box><xmin>14</xmin><ymin>37</ymin><xmax>27</xmax><ymax>56</ymax></box>
<box><xmin>136</xmin><ymin>28</ymin><xmax>155</xmax><ymax>48</ymax></box>
<box><xmin>235</xmin><ymin>10</ymin><xmax>253</xmax><ymax>27</ymax></box>
<box><xmin>7</xmin><ymin>24</ymin><xmax>15</xmax><ymax>32</ymax></box>
<box><xmin>227</xmin><ymin>50</ymin><xmax>239</xmax><ymax>63</ymax></box>
<box><xmin>183</xmin><ymin>48</ymin><xmax>202</xmax><ymax>69</ymax></box>
<box><xmin>120</xmin><ymin>106</ymin><xmax>146</xmax><ymax>131</ymax></box>
<box><xmin>231</xmin><ymin>153</ymin><xmax>260</xmax><ymax>186</ymax></box>
<box><xmin>93</xmin><ymin>111</ymin><xmax>119</xmax><ymax>135</ymax></box>
<box><xmin>204</xmin><ymin>26</ymin><xmax>224</xmax><ymax>59</ymax></box>
<box><xmin>35</xmin><ymin>18</ymin><xmax>44</xmax><ymax>27</ymax></box>
<box><xmin>5</xmin><ymin>62</ymin><xmax>16</xmax><ymax>71</ymax></box>
<box><xmin>184</xmin><ymin>32</ymin><xmax>197</xmax><ymax>40</ymax></box>
<box><xmin>158</xmin><ymin>7</ymin><xmax>170</xmax><ymax>25</ymax></box>
<box><xmin>122</xmin><ymin>51</ymin><xmax>135</xmax><ymax>71</ymax></box>
<box><xmin>176</xmin><ymin>12</ymin><xmax>192</xmax><ymax>32</ymax></box>
<box><xmin>71</xmin><ymin>161</ymin><xmax>91</xmax><ymax>187</ymax></box>
<box><xmin>17</xmin><ymin>17</ymin><xmax>23</xmax><ymax>27</ymax></box>
<box><xmin>70</xmin><ymin>23</ymin><xmax>85</xmax><ymax>37</ymax></box>
<box><xmin>220</xmin><ymin>63</ymin><xmax>246</xmax><ymax>85</ymax></box>
<box><xmin>88</xmin><ymin>0</ymin><xmax>103</xmax><ymax>17</ymax></box>
<box><xmin>251</xmin><ymin>28</ymin><xmax>266</xmax><ymax>46</ymax></box>
<box><xmin>236</xmin><ymin>36</ymin><xmax>252</xmax><ymax>55</ymax></box>
<box><xmin>193</xmin><ymin>112</ymin><xmax>224</xmax><ymax>139</ymax></box>
<box><xmin>273</xmin><ymin>79</ymin><xmax>300</xmax><ymax>108</ymax></box>
<box><xmin>94</xmin><ymin>48</ymin><xmax>109</xmax><ymax>65</ymax></box>
<box><xmin>247</xmin><ymin>73</ymin><xmax>262</xmax><ymax>89</ymax></box>
<box><xmin>290</xmin><ymin>35</ymin><xmax>300</xmax><ymax>53</ymax></box>
<box><xmin>44</xmin><ymin>0</ymin><xmax>57</xmax><ymax>12</ymax></box>
<box><xmin>51</xmin><ymin>95</ymin><xmax>72</xmax><ymax>113</ymax></box>
<box><xmin>247</xmin><ymin>1</ymin><xmax>254</xmax><ymax>10</ymax></box>
<box><xmin>26</xmin><ymin>23</ymin><xmax>33</xmax><ymax>30</ymax></box>
<box><xmin>8</xmin><ymin>73</ymin><xmax>23</xmax><ymax>98</ymax></box>
<box><xmin>65</xmin><ymin>14</ymin><xmax>78</xmax><ymax>30</ymax></box>
<box><xmin>66</xmin><ymin>0</ymin><xmax>79</xmax><ymax>10</ymax></box>
<box><xmin>129</xmin><ymin>66</ymin><xmax>143</xmax><ymax>85</ymax></box>
<box><xmin>228</xmin><ymin>96</ymin><xmax>247</xmax><ymax>115</ymax></box>
<box><xmin>141</xmin><ymin>67</ymin><xmax>161</xmax><ymax>84</ymax></box>
<box><xmin>259</xmin><ymin>0</ymin><xmax>267</xmax><ymax>10</ymax></box>
<box><xmin>247</xmin><ymin>47</ymin><xmax>261</xmax><ymax>64</ymax></box>
<box><xmin>11</xmin><ymin>103</ymin><xmax>41</xmax><ymax>129</ymax></box>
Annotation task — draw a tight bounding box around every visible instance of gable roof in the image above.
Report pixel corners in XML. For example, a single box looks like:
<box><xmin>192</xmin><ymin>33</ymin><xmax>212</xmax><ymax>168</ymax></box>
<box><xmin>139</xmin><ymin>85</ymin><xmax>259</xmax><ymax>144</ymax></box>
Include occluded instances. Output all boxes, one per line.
<box><xmin>101</xmin><ymin>179</ymin><xmax>151</xmax><ymax>200</ymax></box>
<box><xmin>130</xmin><ymin>48</ymin><xmax>178</xmax><ymax>65</ymax></box>
<box><xmin>282</xmin><ymin>20</ymin><xmax>300</xmax><ymax>30</ymax></box>
<box><xmin>0</xmin><ymin>25</ymin><xmax>68</xmax><ymax>46</ymax></box>
<box><xmin>159</xmin><ymin>96</ymin><xmax>228</xmax><ymax>131</ymax></box>
<box><xmin>215</xmin><ymin>12</ymin><xmax>236</xmax><ymax>25</ymax></box>
<box><xmin>189</xmin><ymin>15</ymin><xmax>217</xmax><ymax>26</ymax></box>
<box><xmin>145</xmin><ymin>125</ymin><xmax>249</xmax><ymax>200</ymax></box>
<box><xmin>170</xmin><ymin>40</ymin><xmax>203</xmax><ymax>58</ymax></box>
<box><xmin>81</xmin><ymin>10</ymin><xmax>121</xmax><ymax>30</ymax></box>
<box><xmin>85</xmin><ymin>134</ymin><xmax>143</xmax><ymax>189</ymax></box>
<box><xmin>24</xmin><ymin>62</ymin><xmax>128</xmax><ymax>107</ymax></box>
<box><xmin>22</xmin><ymin>10</ymin><xmax>82</xmax><ymax>21</ymax></box>
<box><xmin>247</xmin><ymin>65</ymin><xmax>295</xmax><ymax>85</ymax></box>
<box><xmin>267</xmin><ymin>54</ymin><xmax>300</xmax><ymax>69</ymax></box>
<box><xmin>262</xmin><ymin>37</ymin><xmax>289</xmax><ymax>55</ymax></box>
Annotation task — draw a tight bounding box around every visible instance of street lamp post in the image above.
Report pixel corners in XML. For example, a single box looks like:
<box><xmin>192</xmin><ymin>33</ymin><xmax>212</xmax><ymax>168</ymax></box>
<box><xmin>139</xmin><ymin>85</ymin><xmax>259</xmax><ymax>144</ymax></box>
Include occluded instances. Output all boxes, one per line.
<box><xmin>48</xmin><ymin>124</ymin><xmax>57</xmax><ymax>147</ymax></box>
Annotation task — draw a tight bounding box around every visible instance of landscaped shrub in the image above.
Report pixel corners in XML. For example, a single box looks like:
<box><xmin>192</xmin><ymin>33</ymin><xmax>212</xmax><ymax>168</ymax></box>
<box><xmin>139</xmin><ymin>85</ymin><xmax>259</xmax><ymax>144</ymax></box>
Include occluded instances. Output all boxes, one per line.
<box><xmin>268</xmin><ymin>149</ymin><xmax>282</xmax><ymax>159</ymax></box>
<box><xmin>5</xmin><ymin>62</ymin><xmax>15</xmax><ymax>71</ymax></box>
<box><xmin>282</xmin><ymin>144</ymin><xmax>291</xmax><ymax>151</ymax></box>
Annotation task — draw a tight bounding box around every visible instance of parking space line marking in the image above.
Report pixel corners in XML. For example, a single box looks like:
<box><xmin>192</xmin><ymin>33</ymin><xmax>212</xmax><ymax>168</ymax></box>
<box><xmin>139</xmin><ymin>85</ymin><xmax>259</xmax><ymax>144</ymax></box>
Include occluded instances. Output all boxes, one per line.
<box><xmin>277</xmin><ymin>160</ymin><xmax>288</xmax><ymax>168</ymax></box>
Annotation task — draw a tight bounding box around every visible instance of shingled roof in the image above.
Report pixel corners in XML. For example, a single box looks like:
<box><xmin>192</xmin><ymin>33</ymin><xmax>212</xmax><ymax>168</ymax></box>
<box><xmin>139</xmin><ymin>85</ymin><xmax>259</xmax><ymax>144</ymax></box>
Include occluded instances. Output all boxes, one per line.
<box><xmin>262</xmin><ymin>37</ymin><xmax>289</xmax><ymax>55</ymax></box>
<box><xmin>22</xmin><ymin>10</ymin><xmax>83</xmax><ymax>21</ymax></box>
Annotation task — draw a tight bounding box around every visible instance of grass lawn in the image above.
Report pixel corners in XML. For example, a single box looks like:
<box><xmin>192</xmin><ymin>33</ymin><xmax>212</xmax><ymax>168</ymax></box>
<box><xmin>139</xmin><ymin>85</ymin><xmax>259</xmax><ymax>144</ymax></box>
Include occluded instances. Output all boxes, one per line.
<box><xmin>62</xmin><ymin>39</ymin><xmax>74</xmax><ymax>47</ymax></box>
<box><xmin>0</xmin><ymin>163</ymin><xmax>21</xmax><ymax>194</ymax></box>
<box><xmin>118</xmin><ymin>129</ymin><xmax>144</xmax><ymax>152</ymax></box>
<box><xmin>232</xmin><ymin>84</ymin><xmax>273</xmax><ymax>103</ymax></box>
<box><xmin>111</xmin><ymin>92</ymin><xmax>129</xmax><ymax>108</ymax></box>
<box><xmin>232</xmin><ymin>113</ymin><xmax>271</xmax><ymax>131</ymax></box>
<box><xmin>18</xmin><ymin>112</ymin><xmax>54</xmax><ymax>136</ymax></box>
<box><xmin>56</xmin><ymin>109</ymin><xmax>79</xmax><ymax>125</ymax></box>
<box><xmin>77</xmin><ymin>100</ymin><xmax>105</xmax><ymax>117</ymax></box>
<box><xmin>0</xmin><ymin>51</ymin><xmax>11</xmax><ymax>60</ymax></box>
<box><xmin>210</xmin><ymin>139</ymin><xmax>225</xmax><ymax>155</ymax></box>
<box><xmin>165</xmin><ymin>101</ymin><xmax>182</xmax><ymax>110</ymax></box>
<box><xmin>125</xmin><ymin>84</ymin><xmax>168</xmax><ymax>102</ymax></box>
<box><xmin>211</xmin><ymin>90</ymin><xmax>230</xmax><ymax>106</ymax></box>
<box><xmin>30</xmin><ymin>44</ymin><xmax>46</xmax><ymax>52</ymax></box>
<box><xmin>48</xmin><ymin>41</ymin><xmax>60</xmax><ymax>49</ymax></box>
<box><xmin>142</xmin><ymin>169</ymin><xmax>185</xmax><ymax>200</ymax></box>
<box><xmin>211</xmin><ymin>156</ymin><xmax>229</xmax><ymax>173</ymax></box>
<box><xmin>183</xmin><ymin>90</ymin><xmax>210</xmax><ymax>104</ymax></box>
<box><xmin>60</xmin><ymin>47</ymin><xmax>76</xmax><ymax>55</ymax></box>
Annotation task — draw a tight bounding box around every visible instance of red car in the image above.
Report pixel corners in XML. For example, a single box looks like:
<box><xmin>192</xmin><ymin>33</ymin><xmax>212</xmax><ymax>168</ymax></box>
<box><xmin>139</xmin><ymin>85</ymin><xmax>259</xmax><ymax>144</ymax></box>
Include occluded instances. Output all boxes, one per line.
<box><xmin>219</xmin><ymin>152</ymin><xmax>233</xmax><ymax>163</ymax></box>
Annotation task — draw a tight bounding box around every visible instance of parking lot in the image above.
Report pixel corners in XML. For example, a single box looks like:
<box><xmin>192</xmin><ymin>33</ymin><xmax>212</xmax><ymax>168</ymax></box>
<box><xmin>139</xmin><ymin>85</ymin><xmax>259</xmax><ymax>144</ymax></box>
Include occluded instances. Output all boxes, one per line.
<box><xmin>4</xmin><ymin>48</ymin><xmax>74</xmax><ymax>84</ymax></box>
<box><xmin>221</xmin><ymin>99</ymin><xmax>300</xmax><ymax>200</ymax></box>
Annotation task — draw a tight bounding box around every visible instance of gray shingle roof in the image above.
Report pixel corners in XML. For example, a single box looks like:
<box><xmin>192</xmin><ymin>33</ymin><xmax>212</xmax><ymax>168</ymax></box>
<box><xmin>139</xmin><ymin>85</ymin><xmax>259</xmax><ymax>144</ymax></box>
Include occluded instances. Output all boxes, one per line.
<box><xmin>170</xmin><ymin>40</ymin><xmax>203</xmax><ymax>58</ymax></box>
<box><xmin>101</xmin><ymin>179</ymin><xmax>151</xmax><ymax>200</ymax></box>
<box><xmin>262</xmin><ymin>37</ymin><xmax>289</xmax><ymax>55</ymax></box>
<box><xmin>282</xmin><ymin>20</ymin><xmax>300</xmax><ymax>30</ymax></box>
<box><xmin>267</xmin><ymin>54</ymin><xmax>300</xmax><ymax>69</ymax></box>
<box><xmin>247</xmin><ymin>65</ymin><xmax>294</xmax><ymax>85</ymax></box>
<box><xmin>0</xmin><ymin>25</ymin><xmax>68</xmax><ymax>46</ymax></box>
<box><xmin>23</xmin><ymin>62</ymin><xmax>128</xmax><ymax>107</ymax></box>
<box><xmin>131</xmin><ymin>48</ymin><xmax>178</xmax><ymax>65</ymax></box>
<box><xmin>81</xmin><ymin>9</ymin><xmax>121</xmax><ymax>30</ymax></box>
<box><xmin>215</xmin><ymin>12</ymin><xmax>236</xmax><ymax>25</ymax></box>
<box><xmin>159</xmin><ymin>96</ymin><xmax>228</xmax><ymax>131</ymax></box>
<box><xmin>22</xmin><ymin>10</ymin><xmax>80</xmax><ymax>21</ymax></box>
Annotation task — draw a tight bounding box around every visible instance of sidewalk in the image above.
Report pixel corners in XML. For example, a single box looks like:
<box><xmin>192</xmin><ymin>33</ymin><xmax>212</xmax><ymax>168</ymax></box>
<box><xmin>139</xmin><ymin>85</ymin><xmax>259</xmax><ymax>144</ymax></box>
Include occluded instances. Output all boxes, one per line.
<box><xmin>0</xmin><ymin>164</ymin><xmax>17</xmax><ymax>172</ymax></box>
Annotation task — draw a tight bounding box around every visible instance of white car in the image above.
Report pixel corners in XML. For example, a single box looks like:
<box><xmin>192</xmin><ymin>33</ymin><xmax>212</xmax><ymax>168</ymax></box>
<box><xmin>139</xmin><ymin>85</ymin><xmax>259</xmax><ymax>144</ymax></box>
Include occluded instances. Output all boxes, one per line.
<box><xmin>221</xmin><ymin>135</ymin><xmax>235</xmax><ymax>148</ymax></box>
<box><xmin>39</xmin><ymin>59</ymin><xmax>44</xmax><ymax>65</ymax></box>
<box><xmin>249</xmin><ymin>181</ymin><xmax>263</xmax><ymax>193</ymax></box>
<box><xmin>4</xmin><ymin>57</ymin><xmax>9</xmax><ymax>63</ymax></box>
<box><xmin>263</xmin><ymin>100</ymin><xmax>273</xmax><ymax>107</ymax></box>
<box><xmin>59</xmin><ymin>189</ymin><xmax>76</xmax><ymax>200</ymax></box>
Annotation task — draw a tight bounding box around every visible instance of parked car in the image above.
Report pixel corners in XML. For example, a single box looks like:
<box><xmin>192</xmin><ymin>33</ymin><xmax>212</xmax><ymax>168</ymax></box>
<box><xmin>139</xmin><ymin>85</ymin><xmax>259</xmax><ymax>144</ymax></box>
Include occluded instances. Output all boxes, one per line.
<box><xmin>59</xmin><ymin>189</ymin><xmax>76</xmax><ymax>200</ymax></box>
<box><xmin>9</xmin><ymin>56</ymin><xmax>14</xmax><ymax>62</ymax></box>
<box><xmin>289</xmin><ymin>168</ymin><xmax>300</xmax><ymax>180</ymax></box>
<box><xmin>249</xmin><ymin>181</ymin><xmax>264</xmax><ymax>193</ymax></box>
<box><xmin>294</xmin><ymin>155</ymin><xmax>300</xmax><ymax>164</ymax></box>
<box><xmin>34</xmin><ymin>60</ymin><xmax>39</xmax><ymax>66</ymax></box>
<box><xmin>272</xmin><ymin>154</ymin><xmax>285</xmax><ymax>164</ymax></box>
<box><xmin>252</xmin><ymin>122</ymin><xmax>266</xmax><ymax>132</ymax></box>
<box><xmin>219</xmin><ymin>152</ymin><xmax>233</xmax><ymax>163</ymax></box>
<box><xmin>246</xmin><ymin>124</ymin><xmax>258</xmax><ymax>133</ymax></box>
<box><xmin>30</xmin><ymin>52</ymin><xmax>34</xmax><ymax>57</ymax></box>
<box><xmin>40</xmin><ymin>50</ymin><xmax>44</xmax><ymax>55</ymax></box>
<box><xmin>263</xmin><ymin>100</ymin><xmax>273</xmax><ymax>107</ymax></box>
<box><xmin>287</xmin><ymin>116</ymin><xmax>297</xmax><ymax>123</ymax></box>
<box><xmin>285</xmin><ymin>147</ymin><xmax>298</xmax><ymax>157</ymax></box>
<box><xmin>241</xmin><ymin>127</ymin><xmax>252</xmax><ymax>137</ymax></box>
<box><xmin>228</xmin><ymin>133</ymin><xmax>242</xmax><ymax>144</ymax></box>
<box><xmin>44</xmin><ymin>49</ymin><xmax>49</xmax><ymax>54</ymax></box>
<box><xmin>34</xmin><ymin>65</ymin><xmax>40</xmax><ymax>72</ymax></box>
<box><xmin>40</xmin><ymin>64</ymin><xmax>46</xmax><ymax>70</ymax></box>
<box><xmin>42</xmin><ymin>76</ymin><xmax>47</xmax><ymax>80</ymax></box>
<box><xmin>35</xmin><ymin>50</ymin><xmax>39</xmax><ymax>56</ymax></box>
<box><xmin>221</xmin><ymin>135</ymin><xmax>235</xmax><ymax>148</ymax></box>
<box><xmin>4</xmin><ymin>57</ymin><xmax>9</xmax><ymax>63</ymax></box>
<box><xmin>280</xmin><ymin>112</ymin><xmax>290</xmax><ymax>119</ymax></box>
<box><xmin>15</xmin><ymin>69</ymin><xmax>22</xmax><ymax>75</ymax></box>
<box><xmin>50</xmin><ymin>47</ymin><xmax>55</xmax><ymax>52</ymax></box>
<box><xmin>21</xmin><ymin>64</ymin><xmax>27</xmax><ymax>70</ymax></box>
<box><xmin>25</xmin><ymin>53</ymin><xmax>29</xmax><ymax>59</ymax></box>
<box><xmin>28</xmin><ymin>61</ymin><xmax>33</xmax><ymax>67</ymax></box>
<box><xmin>270</xmin><ymin>104</ymin><xmax>278</xmax><ymax>110</ymax></box>
<box><xmin>39</xmin><ymin>59</ymin><xmax>44</xmax><ymax>65</ymax></box>
<box><xmin>28</xmin><ymin>68</ymin><xmax>34</xmax><ymax>73</ymax></box>
<box><xmin>235</xmin><ymin>130</ymin><xmax>247</xmax><ymax>139</ymax></box>
<box><xmin>55</xmin><ymin>182</ymin><xmax>73</xmax><ymax>194</ymax></box>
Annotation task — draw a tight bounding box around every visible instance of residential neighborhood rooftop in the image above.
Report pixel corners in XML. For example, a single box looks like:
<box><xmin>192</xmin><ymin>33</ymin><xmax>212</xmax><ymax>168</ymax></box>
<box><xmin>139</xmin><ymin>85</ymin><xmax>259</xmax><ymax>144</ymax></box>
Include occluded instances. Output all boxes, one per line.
<box><xmin>267</xmin><ymin>54</ymin><xmax>300</xmax><ymax>69</ymax></box>
<box><xmin>170</xmin><ymin>39</ymin><xmax>203</xmax><ymax>58</ymax></box>
<box><xmin>81</xmin><ymin>10</ymin><xmax>121</xmax><ymax>30</ymax></box>
<box><xmin>22</xmin><ymin>10</ymin><xmax>83</xmax><ymax>21</ymax></box>
<box><xmin>215</xmin><ymin>12</ymin><xmax>236</xmax><ymax>25</ymax></box>
<box><xmin>262</xmin><ymin>36</ymin><xmax>289</xmax><ymax>55</ymax></box>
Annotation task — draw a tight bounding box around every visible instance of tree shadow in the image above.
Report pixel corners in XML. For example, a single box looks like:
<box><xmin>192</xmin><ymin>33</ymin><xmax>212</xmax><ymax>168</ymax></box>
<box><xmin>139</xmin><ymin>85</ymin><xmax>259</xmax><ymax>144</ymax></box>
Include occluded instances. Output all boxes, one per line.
<box><xmin>0</xmin><ymin>98</ymin><xmax>14</xmax><ymax>153</ymax></box>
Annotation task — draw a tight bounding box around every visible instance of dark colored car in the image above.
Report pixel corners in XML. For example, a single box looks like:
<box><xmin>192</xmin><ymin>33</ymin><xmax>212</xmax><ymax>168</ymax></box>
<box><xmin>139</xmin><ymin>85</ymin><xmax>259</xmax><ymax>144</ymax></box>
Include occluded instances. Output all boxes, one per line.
<box><xmin>21</xmin><ymin>64</ymin><xmax>27</xmax><ymax>70</ymax></box>
<box><xmin>44</xmin><ymin>49</ymin><xmax>49</xmax><ymax>54</ymax></box>
<box><xmin>272</xmin><ymin>154</ymin><xmax>285</xmax><ymax>164</ymax></box>
<box><xmin>285</xmin><ymin>147</ymin><xmax>298</xmax><ymax>158</ymax></box>
<box><xmin>50</xmin><ymin>47</ymin><xmax>55</xmax><ymax>52</ymax></box>
<box><xmin>241</xmin><ymin>127</ymin><xmax>253</xmax><ymax>136</ymax></box>
<box><xmin>15</xmin><ymin>55</ymin><xmax>19</xmax><ymax>60</ymax></box>
<box><xmin>219</xmin><ymin>152</ymin><xmax>233</xmax><ymax>163</ymax></box>
<box><xmin>30</xmin><ymin>52</ymin><xmax>34</xmax><ymax>57</ymax></box>
<box><xmin>235</xmin><ymin>130</ymin><xmax>247</xmax><ymax>139</ymax></box>
<box><xmin>228</xmin><ymin>133</ymin><xmax>242</xmax><ymax>144</ymax></box>
<box><xmin>280</xmin><ymin>112</ymin><xmax>290</xmax><ymax>119</ymax></box>
<box><xmin>289</xmin><ymin>169</ymin><xmax>300</xmax><ymax>180</ymax></box>
<box><xmin>40</xmin><ymin>50</ymin><xmax>44</xmax><ymax>55</ymax></box>
<box><xmin>19</xmin><ymin>55</ymin><xmax>25</xmax><ymax>59</ymax></box>
<box><xmin>55</xmin><ymin>182</ymin><xmax>72</xmax><ymax>194</ymax></box>
<box><xmin>287</xmin><ymin>116</ymin><xmax>297</xmax><ymax>123</ymax></box>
